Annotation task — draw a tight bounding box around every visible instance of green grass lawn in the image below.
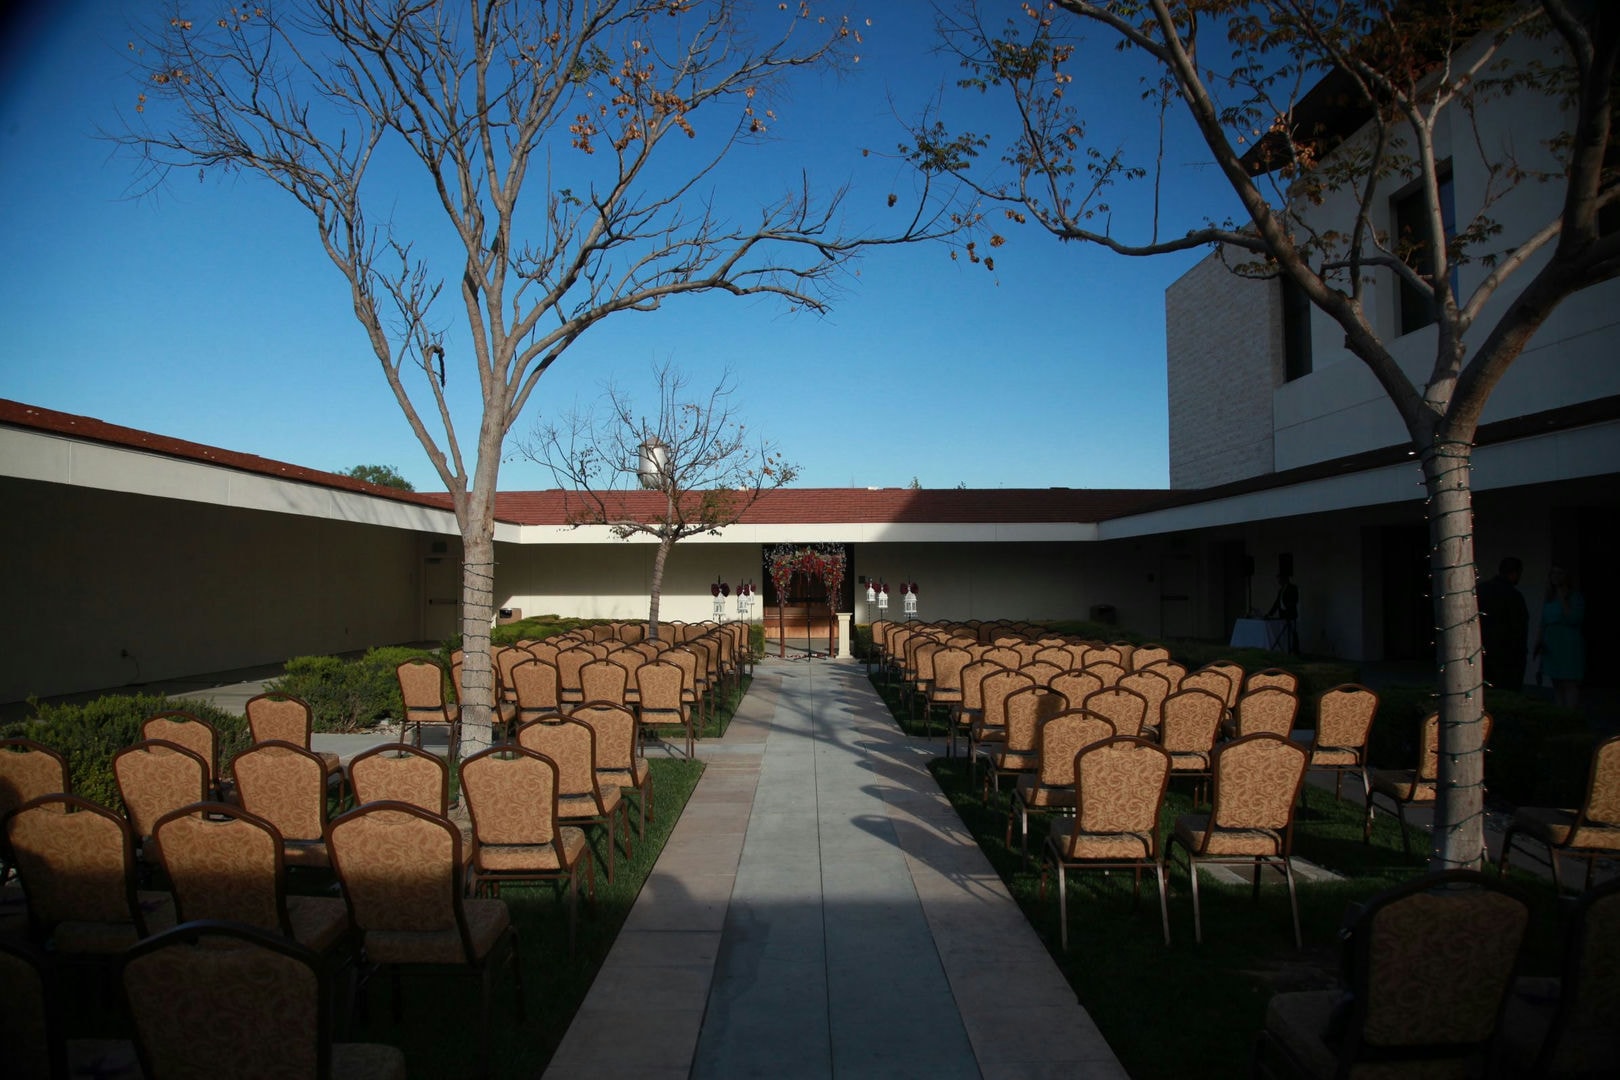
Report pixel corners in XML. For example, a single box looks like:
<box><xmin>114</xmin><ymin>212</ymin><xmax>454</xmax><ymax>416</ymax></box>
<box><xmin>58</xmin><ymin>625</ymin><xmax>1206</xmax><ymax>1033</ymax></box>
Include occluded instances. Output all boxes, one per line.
<box><xmin>869</xmin><ymin>659</ymin><xmax>1570</xmax><ymax>1079</ymax></box>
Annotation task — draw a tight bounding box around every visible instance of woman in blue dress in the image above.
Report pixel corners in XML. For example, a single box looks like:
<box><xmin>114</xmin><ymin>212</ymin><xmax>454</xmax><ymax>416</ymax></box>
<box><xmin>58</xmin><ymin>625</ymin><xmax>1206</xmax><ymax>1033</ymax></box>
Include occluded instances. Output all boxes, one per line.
<box><xmin>1536</xmin><ymin>566</ymin><xmax>1585</xmax><ymax>708</ymax></box>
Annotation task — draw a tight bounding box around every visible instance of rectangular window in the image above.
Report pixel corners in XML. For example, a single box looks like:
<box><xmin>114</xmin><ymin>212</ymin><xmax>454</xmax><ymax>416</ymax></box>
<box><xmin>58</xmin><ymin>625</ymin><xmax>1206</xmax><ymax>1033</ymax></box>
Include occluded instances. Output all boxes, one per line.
<box><xmin>1393</xmin><ymin>167</ymin><xmax>1455</xmax><ymax>336</ymax></box>
<box><xmin>1281</xmin><ymin>275</ymin><xmax>1313</xmax><ymax>381</ymax></box>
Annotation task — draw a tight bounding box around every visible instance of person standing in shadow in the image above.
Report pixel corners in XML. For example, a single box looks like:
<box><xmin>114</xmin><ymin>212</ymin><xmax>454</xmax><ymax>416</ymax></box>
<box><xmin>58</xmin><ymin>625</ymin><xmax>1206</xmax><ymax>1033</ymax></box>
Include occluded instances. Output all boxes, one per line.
<box><xmin>1478</xmin><ymin>557</ymin><xmax>1528</xmax><ymax>692</ymax></box>
<box><xmin>1265</xmin><ymin>572</ymin><xmax>1300</xmax><ymax>654</ymax></box>
<box><xmin>1536</xmin><ymin>565</ymin><xmax>1586</xmax><ymax>708</ymax></box>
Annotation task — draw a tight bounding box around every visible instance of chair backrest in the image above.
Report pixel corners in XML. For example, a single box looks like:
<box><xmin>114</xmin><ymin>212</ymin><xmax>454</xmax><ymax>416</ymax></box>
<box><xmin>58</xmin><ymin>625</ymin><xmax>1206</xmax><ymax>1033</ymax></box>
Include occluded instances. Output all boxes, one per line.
<box><xmin>980</xmin><ymin>670</ymin><xmax>1037</xmax><ymax>730</ymax></box>
<box><xmin>1131</xmin><ymin>644</ymin><xmax>1172</xmax><ymax>671</ymax></box>
<box><xmin>517</xmin><ymin>718</ymin><xmax>598</xmax><ymax>798</ymax></box>
<box><xmin>152</xmin><ymin>802</ymin><xmax>286</xmax><ymax>932</ymax></box>
<box><xmin>1035</xmin><ymin>711</ymin><xmax>1116</xmax><ymax>787</ymax></box>
<box><xmin>1233</xmin><ymin>687</ymin><xmax>1299</xmax><ymax>739</ymax></box>
<box><xmin>1315</xmin><ymin>684</ymin><xmax>1378</xmax><ymax>749</ymax></box>
<box><xmin>510</xmin><ymin>658</ymin><xmax>563</xmax><ymax>721</ymax></box>
<box><xmin>635</xmin><ymin>660</ymin><xmax>686</xmax><ymax>716</ymax></box>
<box><xmin>462</xmin><ymin>746</ymin><xmax>565</xmax><ymax>851</ymax></box>
<box><xmin>122</xmin><ymin>920</ymin><xmax>337</xmax><ymax>1080</ymax></box>
<box><xmin>6</xmin><ymin>794</ymin><xmax>146</xmax><ymax>933</ymax></box>
<box><xmin>494</xmin><ymin>646</ymin><xmax>529</xmax><ymax>703</ymax></box>
<box><xmin>571</xmin><ymin>702</ymin><xmax>639</xmax><ymax>772</ymax></box>
<box><xmin>1159</xmin><ymin>688</ymin><xmax>1227</xmax><ymax>754</ymax></box>
<box><xmin>141</xmin><ymin>711</ymin><xmax>218</xmax><ymax>786</ymax></box>
<box><xmin>1205</xmin><ymin>661</ymin><xmax>1247</xmax><ymax>708</ymax></box>
<box><xmin>1085</xmin><ymin>646</ymin><xmax>1123</xmax><ymax>668</ymax></box>
<box><xmin>1018</xmin><ymin>660</ymin><xmax>1064</xmax><ymax>688</ymax></box>
<box><xmin>1417</xmin><ymin>711</ymin><xmax>1495</xmax><ymax>782</ymax></box>
<box><xmin>1209</xmin><ymin>733</ymin><xmax>1307</xmax><ymax>835</ymax></box>
<box><xmin>983</xmin><ymin>646</ymin><xmax>1023</xmax><ymax>670</ymax></box>
<box><xmin>1574</xmin><ymin>734</ymin><xmax>1620</xmax><ymax>830</ymax></box>
<box><xmin>1118</xmin><ymin>669</ymin><xmax>1172</xmax><ymax>730</ymax></box>
<box><xmin>395</xmin><ymin>659</ymin><xmax>451</xmax><ymax>722</ymax></box>
<box><xmin>1340</xmin><ymin>870</ymin><xmax>1530</xmax><ymax>1064</ymax></box>
<box><xmin>232</xmin><ymin>741</ymin><xmax>329</xmax><ymax>844</ymax></box>
<box><xmin>1032</xmin><ymin>646</ymin><xmax>1072</xmax><ymax>669</ymax></box>
<box><xmin>664</xmin><ymin>648</ymin><xmax>701</xmax><ymax>696</ymax></box>
<box><xmin>579</xmin><ymin>660</ymin><xmax>629</xmax><ymax>705</ymax></box>
<box><xmin>327</xmin><ymin>801</ymin><xmax>472</xmax><ymax>947</ymax></box>
<box><xmin>114</xmin><ymin>739</ymin><xmax>210</xmax><ymax>841</ymax></box>
<box><xmin>525</xmin><ymin>639</ymin><xmax>562</xmax><ymax>665</ymax></box>
<box><xmin>349</xmin><ymin>743</ymin><xmax>449</xmax><ymax>817</ymax></box>
<box><xmin>0</xmin><ymin>738</ymin><xmax>70</xmax><ymax>820</ymax></box>
<box><xmin>1181</xmin><ymin>667</ymin><xmax>1234</xmax><ymax>707</ymax></box>
<box><xmin>1073</xmin><ymin>737</ymin><xmax>1171</xmax><ymax>842</ymax></box>
<box><xmin>555</xmin><ymin>648</ymin><xmax>593</xmax><ymax>693</ymax></box>
<box><xmin>618</xmin><ymin>622</ymin><xmax>647</xmax><ymax>645</ymax></box>
<box><xmin>1003</xmin><ymin>686</ymin><xmax>1067</xmax><ymax>754</ymax></box>
<box><xmin>1140</xmin><ymin>659</ymin><xmax>1187</xmax><ymax>689</ymax></box>
<box><xmin>245</xmin><ymin>693</ymin><xmax>315</xmax><ymax>748</ymax></box>
<box><xmin>913</xmin><ymin>640</ymin><xmax>943</xmax><ymax>684</ymax></box>
<box><xmin>931</xmin><ymin>647</ymin><xmax>972</xmax><ymax>694</ymax></box>
<box><xmin>1050</xmin><ymin>669</ymin><xmax>1105</xmax><ymax>707</ymax></box>
<box><xmin>960</xmin><ymin>660</ymin><xmax>1004</xmax><ymax>712</ymax></box>
<box><xmin>1246</xmin><ymin>667</ymin><xmax>1298</xmax><ymax>694</ymax></box>
<box><xmin>1083</xmin><ymin>660</ymin><xmax>1126</xmax><ymax>688</ymax></box>
<box><xmin>1082</xmin><ymin>686</ymin><xmax>1149</xmax><ymax>739</ymax></box>
<box><xmin>606</xmin><ymin>647</ymin><xmax>645</xmax><ymax>687</ymax></box>
<box><xmin>1535</xmin><ymin>875</ymin><xmax>1620</xmax><ymax>1075</ymax></box>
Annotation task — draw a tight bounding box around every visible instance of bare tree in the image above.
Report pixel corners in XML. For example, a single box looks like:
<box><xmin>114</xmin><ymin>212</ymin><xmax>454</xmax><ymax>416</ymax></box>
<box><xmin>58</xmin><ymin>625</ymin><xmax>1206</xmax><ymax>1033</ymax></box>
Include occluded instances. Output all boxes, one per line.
<box><xmin>906</xmin><ymin>1</ymin><xmax>1618</xmax><ymax>868</ymax></box>
<box><xmin>125</xmin><ymin>0</ymin><xmax>952</xmax><ymax>752</ymax></box>
<box><xmin>524</xmin><ymin>361</ymin><xmax>796</xmax><ymax>638</ymax></box>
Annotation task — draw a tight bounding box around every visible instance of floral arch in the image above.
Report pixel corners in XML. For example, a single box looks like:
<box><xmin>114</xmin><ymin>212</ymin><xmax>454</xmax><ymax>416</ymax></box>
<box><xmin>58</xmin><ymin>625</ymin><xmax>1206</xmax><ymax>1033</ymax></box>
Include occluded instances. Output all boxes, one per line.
<box><xmin>765</xmin><ymin>543</ymin><xmax>846</xmax><ymax>658</ymax></box>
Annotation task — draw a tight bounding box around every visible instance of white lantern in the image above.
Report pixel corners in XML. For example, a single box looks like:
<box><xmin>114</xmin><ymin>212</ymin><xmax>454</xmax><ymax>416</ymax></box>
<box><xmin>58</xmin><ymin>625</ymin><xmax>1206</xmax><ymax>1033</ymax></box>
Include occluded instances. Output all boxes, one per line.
<box><xmin>637</xmin><ymin>437</ymin><xmax>670</xmax><ymax>490</ymax></box>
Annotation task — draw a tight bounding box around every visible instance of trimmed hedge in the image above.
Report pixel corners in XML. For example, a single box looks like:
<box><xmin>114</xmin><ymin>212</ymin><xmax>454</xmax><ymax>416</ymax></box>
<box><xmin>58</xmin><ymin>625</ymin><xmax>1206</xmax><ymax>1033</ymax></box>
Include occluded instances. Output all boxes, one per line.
<box><xmin>263</xmin><ymin>645</ymin><xmax>439</xmax><ymax>733</ymax></box>
<box><xmin>1</xmin><ymin>694</ymin><xmax>248</xmax><ymax>814</ymax></box>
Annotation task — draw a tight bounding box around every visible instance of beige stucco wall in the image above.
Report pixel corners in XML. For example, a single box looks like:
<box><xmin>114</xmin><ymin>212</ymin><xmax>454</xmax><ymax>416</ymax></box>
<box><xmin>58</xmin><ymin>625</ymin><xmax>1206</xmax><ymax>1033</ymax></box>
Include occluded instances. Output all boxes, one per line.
<box><xmin>0</xmin><ymin>476</ymin><xmax>423</xmax><ymax>704</ymax></box>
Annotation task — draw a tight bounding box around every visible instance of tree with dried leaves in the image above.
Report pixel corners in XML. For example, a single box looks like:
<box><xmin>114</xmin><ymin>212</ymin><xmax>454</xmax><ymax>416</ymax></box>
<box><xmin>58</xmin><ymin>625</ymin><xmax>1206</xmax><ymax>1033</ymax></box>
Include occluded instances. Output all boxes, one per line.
<box><xmin>125</xmin><ymin>0</ymin><xmax>952</xmax><ymax>753</ymax></box>
<box><xmin>524</xmin><ymin>361</ymin><xmax>796</xmax><ymax>638</ymax></box>
<box><xmin>907</xmin><ymin>0</ymin><xmax>1618</xmax><ymax>868</ymax></box>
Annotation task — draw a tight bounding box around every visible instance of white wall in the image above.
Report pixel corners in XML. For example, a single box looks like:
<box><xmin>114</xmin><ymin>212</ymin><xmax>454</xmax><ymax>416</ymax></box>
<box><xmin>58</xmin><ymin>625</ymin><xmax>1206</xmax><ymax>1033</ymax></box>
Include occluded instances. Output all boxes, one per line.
<box><xmin>0</xmin><ymin>476</ymin><xmax>423</xmax><ymax>704</ymax></box>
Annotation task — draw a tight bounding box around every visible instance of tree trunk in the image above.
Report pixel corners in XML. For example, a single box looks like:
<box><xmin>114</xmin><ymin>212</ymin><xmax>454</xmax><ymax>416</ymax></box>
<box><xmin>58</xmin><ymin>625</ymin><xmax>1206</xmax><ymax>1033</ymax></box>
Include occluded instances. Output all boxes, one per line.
<box><xmin>458</xmin><ymin>524</ymin><xmax>497</xmax><ymax>758</ymax></box>
<box><xmin>1421</xmin><ymin>436</ymin><xmax>1489</xmax><ymax>869</ymax></box>
<box><xmin>647</xmin><ymin>530</ymin><xmax>674</xmax><ymax>642</ymax></box>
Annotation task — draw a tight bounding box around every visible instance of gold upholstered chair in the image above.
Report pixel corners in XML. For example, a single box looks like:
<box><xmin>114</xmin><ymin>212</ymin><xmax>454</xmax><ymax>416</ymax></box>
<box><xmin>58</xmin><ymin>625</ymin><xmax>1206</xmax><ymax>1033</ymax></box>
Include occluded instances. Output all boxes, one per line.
<box><xmin>326</xmin><ymin>800</ymin><xmax>522</xmax><ymax>1076</ymax></box>
<box><xmin>232</xmin><ymin>741</ymin><xmax>334</xmax><ymax>870</ymax></box>
<box><xmin>1159</xmin><ymin>687</ymin><xmax>1227</xmax><ymax>805</ymax></box>
<box><xmin>1497</xmin><ymin>733</ymin><xmax>1620</xmax><ymax>896</ymax></box>
<box><xmin>1009</xmin><ymin>710</ymin><xmax>1115</xmax><ymax>866</ymax></box>
<box><xmin>1364</xmin><ymin>711</ymin><xmax>1494</xmax><ymax>856</ymax></box>
<box><xmin>571</xmin><ymin>701</ymin><xmax>653</xmax><ymax>837</ymax></box>
<box><xmin>113</xmin><ymin>739</ymin><xmax>210</xmax><ymax>854</ymax></box>
<box><xmin>1224</xmin><ymin>686</ymin><xmax>1300</xmax><ymax>740</ymax></box>
<box><xmin>977</xmin><ymin>685</ymin><xmax>1067</xmax><ymax>800</ymax></box>
<box><xmin>122</xmin><ymin>919</ymin><xmax>404</xmax><ymax>1080</ymax></box>
<box><xmin>460</xmin><ymin>746</ymin><xmax>593</xmax><ymax>950</ymax></box>
<box><xmin>5</xmin><ymin>794</ymin><xmax>176</xmax><ymax>963</ymax></box>
<box><xmin>1254</xmin><ymin>870</ymin><xmax>1530</xmax><ymax>1079</ymax></box>
<box><xmin>151</xmin><ymin>801</ymin><xmax>348</xmax><ymax>955</ymax></box>
<box><xmin>1041</xmin><ymin>736</ymin><xmax>1173</xmax><ymax>949</ymax></box>
<box><xmin>394</xmin><ymin>658</ymin><xmax>462</xmax><ymax>759</ymax></box>
<box><xmin>1302</xmin><ymin>684</ymin><xmax>1378</xmax><ymax>801</ymax></box>
<box><xmin>1167</xmin><ymin>732</ymin><xmax>1308</xmax><ymax>948</ymax></box>
<box><xmin>140</xmin><ymin>711</ymin><xmax>223</xmax><ymax>800</ymax></box>
<box><xmin>0</xmin><ymin>738</ymin><xmax>70</xmax><ymax>886</ymax></box>
<box><xmin>517</xmin><ymin>718</ymin><xmax>630</xmax><ymax>883</ymax></box>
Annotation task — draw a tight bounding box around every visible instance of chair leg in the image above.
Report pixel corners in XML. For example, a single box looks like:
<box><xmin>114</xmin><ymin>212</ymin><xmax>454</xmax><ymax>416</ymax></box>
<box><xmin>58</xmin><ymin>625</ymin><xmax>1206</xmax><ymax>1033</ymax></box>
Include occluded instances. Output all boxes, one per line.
<box><xmin>1155</xmin><ymin>861</ymin><xmax>1171</xmax><ymax>947</ymax></box>
<box><xmin>1395</xmin><ymin>802</ymin><xmax>1412</xmax><ymax>856</ymax></box>
<box><xmin>1496</xmin><ymin>825</ymin><xmax>1518</xmax><ymax>876</ymax></box>
<box><xmin>1057</xmin><ymin>863</ymin><xmax>1069</xmax><ymax>952</ymax></box>
<box><xmin>1283</xmin><ymin>858</ymin><xmax>1302</xmax><ymax>950</ymax></box>
<box><xmin>1188</xmin><ymin>854</ymin><xmax>1205</xmax><ymax>945</ymax></box>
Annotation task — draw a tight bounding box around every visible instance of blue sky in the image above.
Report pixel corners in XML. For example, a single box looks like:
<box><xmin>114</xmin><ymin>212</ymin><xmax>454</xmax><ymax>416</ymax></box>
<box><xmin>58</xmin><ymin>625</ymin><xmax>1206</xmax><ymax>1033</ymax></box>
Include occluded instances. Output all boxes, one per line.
<box><xmin>0</xmin><ymin>2</ymin><xmax>1243</xmax><ymax>493</ymax></box>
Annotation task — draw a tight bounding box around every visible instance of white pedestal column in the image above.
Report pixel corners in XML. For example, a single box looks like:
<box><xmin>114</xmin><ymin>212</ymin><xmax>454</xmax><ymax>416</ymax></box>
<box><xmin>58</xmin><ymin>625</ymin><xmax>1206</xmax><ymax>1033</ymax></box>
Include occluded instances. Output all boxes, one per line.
<box><xmin>836</xmin><ymin>612</ymin><xmax>853</xmax><ymax>659</ymax></box>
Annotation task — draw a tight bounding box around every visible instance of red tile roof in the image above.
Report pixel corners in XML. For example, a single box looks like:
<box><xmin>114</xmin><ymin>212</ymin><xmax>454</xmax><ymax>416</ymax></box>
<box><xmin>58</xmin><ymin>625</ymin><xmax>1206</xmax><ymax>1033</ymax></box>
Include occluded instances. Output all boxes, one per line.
<box><xmin>1</xmin><ymin>398</ymin><xmax>1173</xmax><ymax>526</ymax></box>
<box><xmin>484</xmin><ymin>487</ymin><xmax>1171</xmax><ymax>526</ymax></box>
<box><xmin>0</xmin><ymin>398</ymin><xmax>448</xmax><ymax>511</ymax></box>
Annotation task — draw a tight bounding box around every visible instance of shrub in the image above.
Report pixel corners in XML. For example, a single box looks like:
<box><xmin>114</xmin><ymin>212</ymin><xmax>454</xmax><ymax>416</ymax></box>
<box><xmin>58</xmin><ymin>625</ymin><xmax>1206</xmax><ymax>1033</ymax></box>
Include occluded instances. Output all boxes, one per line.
<box><xmin>265</xmin><ymin>646</ymin><xmax>437</xmax><ymax>732</ymax></box>
<box><xmin>1366</xmin><ymin>684</ymin><xmax>1593</xmax><ymax>809</ymax></box>
<box><xmin>1</xmin><ymin>694</ymin><xmax>247</xmax><ymax>814</ymax></box>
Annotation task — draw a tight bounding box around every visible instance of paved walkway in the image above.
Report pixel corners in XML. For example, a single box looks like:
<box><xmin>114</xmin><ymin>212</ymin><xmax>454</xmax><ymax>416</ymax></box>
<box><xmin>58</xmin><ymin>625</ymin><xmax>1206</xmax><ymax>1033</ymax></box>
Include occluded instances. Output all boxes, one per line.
<box><xmin>545</xmin><ymin>657</ymin><xmax>1125</xmax><ymax>1080</ymax></box>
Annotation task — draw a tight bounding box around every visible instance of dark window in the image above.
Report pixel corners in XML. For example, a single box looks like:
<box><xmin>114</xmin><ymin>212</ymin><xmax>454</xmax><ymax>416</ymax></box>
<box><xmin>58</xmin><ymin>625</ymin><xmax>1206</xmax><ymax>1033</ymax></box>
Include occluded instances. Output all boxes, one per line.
<box><xmin>1393</xmin><ymin>168</ymin><xmax>1456</xmax><ymax>336</ymax></box>
<box><xmin>1281</xmin><ymin>275</ymin><xmax>1313</xmax><ymax>381</ymax></box>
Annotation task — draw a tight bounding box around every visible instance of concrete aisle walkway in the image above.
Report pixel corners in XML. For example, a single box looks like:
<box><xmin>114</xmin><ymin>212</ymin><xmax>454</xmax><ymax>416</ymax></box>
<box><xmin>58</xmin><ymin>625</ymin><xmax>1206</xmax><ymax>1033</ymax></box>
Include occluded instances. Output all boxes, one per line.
<box><xmin>545</xmin><ymin>658</ymin><xmax>1125</xmax><ymax>1080</ymax></box>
